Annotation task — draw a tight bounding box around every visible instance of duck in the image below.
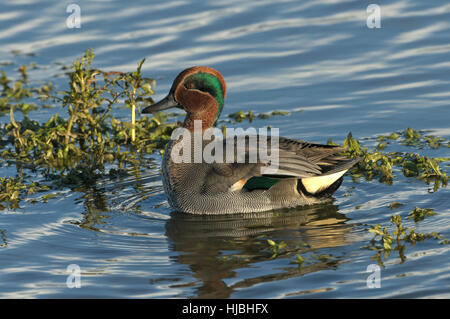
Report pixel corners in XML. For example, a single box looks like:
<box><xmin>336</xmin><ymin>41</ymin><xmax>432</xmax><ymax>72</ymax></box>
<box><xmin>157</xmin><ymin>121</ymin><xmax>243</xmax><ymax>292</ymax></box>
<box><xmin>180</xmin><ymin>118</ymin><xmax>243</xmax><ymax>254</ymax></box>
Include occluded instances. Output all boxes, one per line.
<box><xmin>142</xmin><ymin>66</ymin><xmax>360</xmax><ymax>215</ymax></box>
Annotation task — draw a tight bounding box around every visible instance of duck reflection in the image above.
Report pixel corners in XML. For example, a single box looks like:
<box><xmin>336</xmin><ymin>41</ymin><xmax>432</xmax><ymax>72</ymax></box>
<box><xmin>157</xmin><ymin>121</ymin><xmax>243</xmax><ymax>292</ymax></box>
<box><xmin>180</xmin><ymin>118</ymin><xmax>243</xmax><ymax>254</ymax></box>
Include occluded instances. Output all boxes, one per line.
<box><xmin>165</xmin><ymin>204</ymin><xmax>353</xmax><ymax>298</ymax></box>
<box><xmin>69</xmin><ymin>178</ymin><xmax>354</xmax><ymax>298</ymax></box>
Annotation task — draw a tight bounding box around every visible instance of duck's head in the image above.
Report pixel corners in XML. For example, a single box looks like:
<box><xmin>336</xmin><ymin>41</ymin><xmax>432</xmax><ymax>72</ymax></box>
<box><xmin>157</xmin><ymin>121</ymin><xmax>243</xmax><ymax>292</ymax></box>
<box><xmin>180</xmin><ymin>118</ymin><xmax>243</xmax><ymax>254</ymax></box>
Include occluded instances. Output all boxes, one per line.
<box><xmin>142</xmin><ymin>66</ymin><xmax>226</xmax><ymax>130</ymax></box>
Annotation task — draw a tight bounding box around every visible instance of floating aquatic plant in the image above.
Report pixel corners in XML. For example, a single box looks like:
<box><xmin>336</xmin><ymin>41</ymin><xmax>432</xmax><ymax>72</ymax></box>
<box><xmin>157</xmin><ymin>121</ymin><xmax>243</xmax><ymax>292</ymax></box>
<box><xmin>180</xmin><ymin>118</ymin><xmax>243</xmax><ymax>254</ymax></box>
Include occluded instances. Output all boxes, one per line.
<box><xmin>0</xmin><ymin>176</ymin><xmax>48</xmax><ymax>210</ymax></box>
<box><xmin>365</xmin><ymin>207</ymin><xmax>448</xmax><ymax>267</ymax></box>
<box><xmin>293</xmin><ymin>254</ymin><xmax>305</xmax><ymax>269</ymax></box>
<box><xmin>228</xmin><ymin>110</ymin><xmax>254</xmax><ymax>123</ymax></box>
<box><xmin>340</xmin><ymin>132</ymin><xmax>394</xmax><ymax>184</ymax></box>
<box><xmin>0</xmin><ymin>49</ymin><xmax>175</xmax><ymax>211</ymax></box>
<box><xmin>267</xmin><ymin>239</ymin><xmax>287</xmax><ymax>258</ymax></box>
<box><xmin>377</xmin><ymin>128</ymin><xmax>448</xmax><ymax>150</ymax></box>
<box><xmin>227</xmin><ymin>109</ymin><xmax>290</xmax><ymax>123</ymax></box>
<box><xmin>332</xmin><ymin>131</ymin><xmax>448</xmax><ymax>190</ymax></box>
<box><xmin>389</xmin><ymin>202</ymin><xmax>403</xmax><ymax>210</ymax></box>
<box><xmin>408</xmin><ymin>207</ymin><xmax>436</xmax><ymax>223</ymax></box>
<box><xmin>0</xmin><ymin>62</ymin><xmax>52</xmax><ymax>117</ymax></box>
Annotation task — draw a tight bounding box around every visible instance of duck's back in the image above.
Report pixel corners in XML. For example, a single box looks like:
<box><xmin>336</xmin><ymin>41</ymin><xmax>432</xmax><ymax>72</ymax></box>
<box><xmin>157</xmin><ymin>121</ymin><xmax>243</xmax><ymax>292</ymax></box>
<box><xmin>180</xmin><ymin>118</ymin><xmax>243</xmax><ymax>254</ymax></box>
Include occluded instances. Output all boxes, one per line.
<box><xmin>160</xmin><ymin>134</ymin><xmax>359</xmax><ymax>214</ymax></box>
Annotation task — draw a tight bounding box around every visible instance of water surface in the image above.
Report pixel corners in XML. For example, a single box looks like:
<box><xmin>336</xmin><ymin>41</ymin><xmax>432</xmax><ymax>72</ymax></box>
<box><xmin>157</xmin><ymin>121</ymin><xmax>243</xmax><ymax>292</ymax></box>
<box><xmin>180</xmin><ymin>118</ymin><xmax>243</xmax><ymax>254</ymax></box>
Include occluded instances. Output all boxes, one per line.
<box><xmin>0</xmin><ymin>0</ymin><xmax>449</xmax><ymax>298</ymax></box>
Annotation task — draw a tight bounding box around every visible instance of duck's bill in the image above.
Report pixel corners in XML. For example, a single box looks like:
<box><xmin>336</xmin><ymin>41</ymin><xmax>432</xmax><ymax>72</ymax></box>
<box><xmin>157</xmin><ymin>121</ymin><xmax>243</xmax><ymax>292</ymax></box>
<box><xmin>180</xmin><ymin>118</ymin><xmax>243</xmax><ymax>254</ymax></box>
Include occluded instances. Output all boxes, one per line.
<box><xmin>141</xmin><ymin>94</ymin><xmax>179</xmax><ymax>113</ymax></box>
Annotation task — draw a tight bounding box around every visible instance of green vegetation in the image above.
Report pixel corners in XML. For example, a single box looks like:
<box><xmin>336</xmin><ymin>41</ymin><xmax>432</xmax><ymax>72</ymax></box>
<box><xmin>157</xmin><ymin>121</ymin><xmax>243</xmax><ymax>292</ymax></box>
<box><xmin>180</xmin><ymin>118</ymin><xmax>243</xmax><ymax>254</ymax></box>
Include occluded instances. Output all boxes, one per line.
<box><xmin>0</xmin><ymin>63</ymin><xmax>53</xmax><ymax>116</ymax></box>
<box><xmin>0</xmin><ymin>49</ymin><xmax>176</xmax><ymax>210</ymax></box>
<box><xmin>377</xmin><ymin>127</ymin><xmax>449</xmax><ymax>150</ymax></box>
<box><xmin>389</xmin><ymin>202</ymin><xmax>403</xmax><ymax>210</ymax></box>
<box><xmin>227</xmin><ymin>109</ymin><xmax>290</xmax><ymax>123</ymax></box>
<box><xmin>333</xmin><ymin>130</ymin><xmax>448</xmax><ymax>267</ymax></box>
<box><xmin>365</xmin><ymin>207</ymin><xmax>448</xmax><ymax>267</ymax></box>
<box><xmin>0</xmin><ymin>176</ymin><xmax>48</xmax><ymax>210</ymax></box>
<box><xmin>259</xmin><ymin>110</ymin><xmax>290</xmax><ymax>118</ymax></box>
<box><xmin>293</xmin><ymin>254</ymin><xmax>305</xmax><ymax>269</ymax></box>
<box><xmin>330</xmin><ymin>131</ymin><xmax>448</xmax><ymax>191</ymax></box>
<box><xmin>267</xmin><ymin>239</ymin><xmax>287</xmax><ymax>258</ymax></box>
<box><xmin>228</xmin><ymin>110</ymin><xmax>255</xmax><ymax>123</ymax></box>
<box><xmin>408</xmin><ymin>207</ymin><xmax>436</xmax><ymax>222</ymax></box>
<box><xmin>267</xmin><ymin>129</ymin><xmax>448</xmax><ymax>269</ymax></box>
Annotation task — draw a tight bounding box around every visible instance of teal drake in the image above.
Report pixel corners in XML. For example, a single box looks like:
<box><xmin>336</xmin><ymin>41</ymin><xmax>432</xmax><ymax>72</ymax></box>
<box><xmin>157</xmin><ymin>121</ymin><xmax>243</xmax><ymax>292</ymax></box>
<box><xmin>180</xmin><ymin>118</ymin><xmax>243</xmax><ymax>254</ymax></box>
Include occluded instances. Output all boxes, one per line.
<box><xmin>142</xmin><ymin>66</ymin><xmax>360</xmax><ymax>215</ymax></box>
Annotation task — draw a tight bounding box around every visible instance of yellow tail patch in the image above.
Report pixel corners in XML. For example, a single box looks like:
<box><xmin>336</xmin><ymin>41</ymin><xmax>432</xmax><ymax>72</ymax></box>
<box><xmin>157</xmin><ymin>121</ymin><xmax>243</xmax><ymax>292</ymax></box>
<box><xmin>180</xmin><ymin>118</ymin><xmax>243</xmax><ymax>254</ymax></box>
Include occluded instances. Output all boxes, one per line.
<box><xmin>229</xmin><ymin>178</ymin><xmax>248</xmax><ymax>192</ymax></box>
<box><xmin>301</xmin><ymin>170</ymin><xmax>348</xmax><ymax>194</ymax></box>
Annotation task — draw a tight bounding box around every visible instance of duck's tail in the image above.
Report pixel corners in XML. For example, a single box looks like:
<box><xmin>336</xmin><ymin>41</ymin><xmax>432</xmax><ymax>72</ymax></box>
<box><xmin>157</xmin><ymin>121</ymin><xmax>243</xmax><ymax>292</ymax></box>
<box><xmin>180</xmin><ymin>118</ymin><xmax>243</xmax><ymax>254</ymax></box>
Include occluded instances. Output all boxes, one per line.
<box><xmin>297</xmin><ymin>157</ymin><xmax>361</xmax><ymax>196</ymax></box>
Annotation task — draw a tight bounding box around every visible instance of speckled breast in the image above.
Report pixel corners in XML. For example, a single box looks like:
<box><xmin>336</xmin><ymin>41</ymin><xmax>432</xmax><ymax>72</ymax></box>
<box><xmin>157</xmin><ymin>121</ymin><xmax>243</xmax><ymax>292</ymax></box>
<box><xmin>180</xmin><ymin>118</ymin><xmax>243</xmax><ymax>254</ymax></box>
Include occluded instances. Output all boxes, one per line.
<box><xmin>160</xmin><ymin>139</ymin><xmax>179</xmax><ymax>211</ymax></box>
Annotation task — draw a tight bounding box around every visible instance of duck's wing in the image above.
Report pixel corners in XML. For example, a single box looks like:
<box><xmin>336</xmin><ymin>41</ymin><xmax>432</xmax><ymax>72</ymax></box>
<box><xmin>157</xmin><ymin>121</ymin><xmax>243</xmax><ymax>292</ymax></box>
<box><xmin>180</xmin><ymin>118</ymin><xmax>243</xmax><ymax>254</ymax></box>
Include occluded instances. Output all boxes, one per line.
<box><xmin>203</xmin><ymin>135</ymin><xmax>360</xmax><ymax>193</ymax></box>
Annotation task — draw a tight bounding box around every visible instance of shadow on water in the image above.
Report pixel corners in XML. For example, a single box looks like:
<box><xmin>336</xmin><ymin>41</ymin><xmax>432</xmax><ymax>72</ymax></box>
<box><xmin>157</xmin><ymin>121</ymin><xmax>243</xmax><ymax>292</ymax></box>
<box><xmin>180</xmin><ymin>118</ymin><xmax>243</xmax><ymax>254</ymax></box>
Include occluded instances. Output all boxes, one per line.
<box><xmin>165</xmin><ymin>204</ymin><xmax>353</xmax><ymax>298</ymax></box>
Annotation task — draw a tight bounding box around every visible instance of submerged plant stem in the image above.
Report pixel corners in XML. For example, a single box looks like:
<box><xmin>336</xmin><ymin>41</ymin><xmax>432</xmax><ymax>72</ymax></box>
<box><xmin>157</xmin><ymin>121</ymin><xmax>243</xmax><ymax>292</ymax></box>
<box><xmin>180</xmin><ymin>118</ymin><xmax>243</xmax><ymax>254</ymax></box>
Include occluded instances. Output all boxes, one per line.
<box><xmin>65</xmin><ymin>104</ymin><xmax>78</xmax><ymax>145</ymax></box>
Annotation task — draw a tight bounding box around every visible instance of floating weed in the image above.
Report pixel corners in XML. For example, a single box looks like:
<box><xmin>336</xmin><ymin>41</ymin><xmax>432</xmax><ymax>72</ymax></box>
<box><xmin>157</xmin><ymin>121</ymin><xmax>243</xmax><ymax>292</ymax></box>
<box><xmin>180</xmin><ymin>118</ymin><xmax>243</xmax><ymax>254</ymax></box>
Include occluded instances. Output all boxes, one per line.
<box><xmin>292</xmin><ymin>254</ymin><xmax>305</xmax><ymax>270</ymax></box>
<box><xmin>408</xmin><ymin>207</ymin><xmax>436</xmax><ymax>222</ymax></box>
<box><xmin>395</xmin><ymin>153</ymin><xmax>448</xmax><ymax>191</ymax></box>
<box><xmin>0</xmin><ymin>176</ymin><xmax>48</xmax><ymax>210</ymax></box>
<box><xmin>268</xmin><ymin>110</ymin><xmax>290</xmax><ymax>116</ymax></box>
<box><xmin>424</xmin><ymin>136</ymin><xmax>446</xmax><ymax>149</ymax></box>
<box><xmin>227</xmin><ymin>110</ymin><xmax>254</xmax><ymax>123</ymax></box>
<box><xmin>376</xmin><ymin>142</ymin><xmax>387</xmax><ymax>150</ymax></box>
<box><xmin>377</xmin><ymin>132</ymin><xmax>399</xmax><ymax>142</ymax></box>
<box><xmin>10</xmin><ymin>50</ymin><xmax>36</xmax><ymax>57</ymax></box>
<box><xmin>368</xmin><ymin>224</ymin><xmax>394</xmax><ymax>251</ymax></box>
<box><xmin>343</xmin><ymin>132</ymin><xmax>394</xmax><ymax>184</ymax></box>
<box><xmin>267</xmin><ymin>239</ymin><xmax>287</xmax><ymax>258</ymax></box>
<box><xmin>326</xmin><ymin>138</ymin><xmax>340</xmax><ymax>146</ymax></box>
<box><xmin>41</xmin><ymin>192</ymin><xmax>61</xmax><ymax>203</ymax></box>
<box><xmin>226</xmin><ymin>109</ymin><xmax>290</xmax><ymax>123</ymax></box>
<box><xmin>389</xmin><ymin>202</ymin><xmax>403</xmax><ymax>210</ymax></box>
<box><xmin>338</xmin><ymin>132</ymin><xmax>448</xmax><ymax>190</ymax></box>
<box><xmin>400</xmin><ymin>128</ymin><xmax>446</xmax><ymax>149</ymax></box>
<box><xmin>289</xmin><ymin>253</ymin><xmax>335</xmax><ymax>272</ymax></box>
<box><xmin>0</xmin><ymin>61</ymin><xmax>53</xmax><ymax>116</ymax></box>
<box><xmin>376</xmin><ymin>128</ymin><xmax>448</xmax><ymax>150</ymax></box>
<box><xmin>0</xmin><ymin>49</ymin><xmax>175</xmax><ymax>211</ymax></box>
<box><xmin>403</xmin><ymin>127</ymin><xmax>421</xmax><ymax>145</ymax></box>
<box><xmin>364</xmin><ymin>207</ymin><xmax>448</xmax><ymax>267</ymax></box>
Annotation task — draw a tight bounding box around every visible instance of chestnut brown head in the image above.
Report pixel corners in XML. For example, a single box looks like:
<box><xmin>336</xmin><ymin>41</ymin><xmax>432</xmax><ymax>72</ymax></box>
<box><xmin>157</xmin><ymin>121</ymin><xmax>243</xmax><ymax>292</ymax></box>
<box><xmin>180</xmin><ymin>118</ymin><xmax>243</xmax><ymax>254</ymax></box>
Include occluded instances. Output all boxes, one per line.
<box><xmin>142</xmin><ymin>66</ymin><xmax>226</xmax><ymax>129</ymax></box>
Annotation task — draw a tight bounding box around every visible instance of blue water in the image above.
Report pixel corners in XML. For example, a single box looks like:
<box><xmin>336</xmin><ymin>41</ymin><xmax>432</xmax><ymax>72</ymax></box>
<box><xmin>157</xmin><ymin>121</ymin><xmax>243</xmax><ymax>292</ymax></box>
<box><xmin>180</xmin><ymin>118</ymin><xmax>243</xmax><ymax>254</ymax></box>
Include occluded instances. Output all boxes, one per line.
<box><xmin>0</xmin><ymin>0</ymin><xmax>449</xmax><ymax>298</ymax></box>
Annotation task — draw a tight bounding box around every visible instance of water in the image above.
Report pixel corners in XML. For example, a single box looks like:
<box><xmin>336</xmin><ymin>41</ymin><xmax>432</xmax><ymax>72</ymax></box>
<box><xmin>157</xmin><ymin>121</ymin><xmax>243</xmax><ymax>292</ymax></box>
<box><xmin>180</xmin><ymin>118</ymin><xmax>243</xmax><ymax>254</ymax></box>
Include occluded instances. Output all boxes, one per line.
<box><xmin>1</xmin><ymin>0</ymin><xmax>450</xmax><ymax>298</ymax></box>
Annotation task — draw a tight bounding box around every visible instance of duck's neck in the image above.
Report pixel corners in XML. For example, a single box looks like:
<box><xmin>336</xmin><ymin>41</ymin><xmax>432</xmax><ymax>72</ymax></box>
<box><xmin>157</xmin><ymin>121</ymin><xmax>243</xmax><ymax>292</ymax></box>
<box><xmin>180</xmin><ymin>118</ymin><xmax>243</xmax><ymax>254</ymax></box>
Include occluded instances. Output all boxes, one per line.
<box><xmin>183</xmin><ymin>110</ymin><xmax>217</xmax><ymax>131</ymax></box>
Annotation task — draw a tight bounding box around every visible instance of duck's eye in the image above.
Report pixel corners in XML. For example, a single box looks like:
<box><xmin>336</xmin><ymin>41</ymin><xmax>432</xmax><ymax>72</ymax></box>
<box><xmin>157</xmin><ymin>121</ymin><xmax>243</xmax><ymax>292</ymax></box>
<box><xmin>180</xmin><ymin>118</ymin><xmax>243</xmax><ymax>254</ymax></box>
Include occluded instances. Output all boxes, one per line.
<box><xmin>185</xmin><ymin>82</ymin><xmax>196</xmax><ymax>90</ymax></box>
